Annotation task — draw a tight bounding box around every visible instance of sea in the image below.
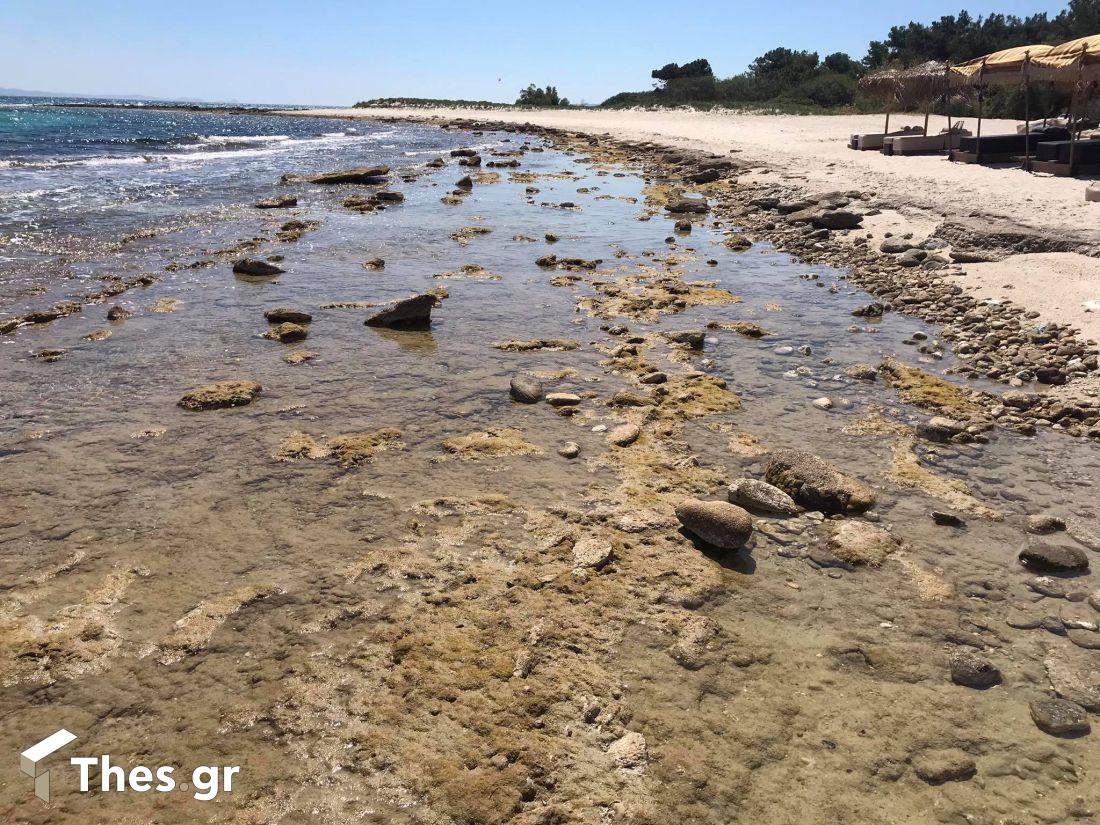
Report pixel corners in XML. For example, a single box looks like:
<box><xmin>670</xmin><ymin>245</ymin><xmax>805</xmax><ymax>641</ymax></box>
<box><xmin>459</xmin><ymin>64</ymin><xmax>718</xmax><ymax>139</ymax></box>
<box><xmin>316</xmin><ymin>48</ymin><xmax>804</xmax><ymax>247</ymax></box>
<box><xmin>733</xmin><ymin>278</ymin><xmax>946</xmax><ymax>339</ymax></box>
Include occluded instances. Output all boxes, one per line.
<box><xmin>0</xmin><ymin>96</ymin><xmax>459</xmax><ymax>306</ymax></box>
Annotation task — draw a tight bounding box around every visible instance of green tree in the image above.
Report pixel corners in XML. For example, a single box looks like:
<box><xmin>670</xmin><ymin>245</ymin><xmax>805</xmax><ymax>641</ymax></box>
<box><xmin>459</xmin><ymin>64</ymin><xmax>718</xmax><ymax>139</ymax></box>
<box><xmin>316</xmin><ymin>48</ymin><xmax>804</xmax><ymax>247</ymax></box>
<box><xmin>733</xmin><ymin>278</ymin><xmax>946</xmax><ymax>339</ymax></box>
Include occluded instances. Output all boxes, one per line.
<box><xmin>516</xmin><ymin>85</ymin><xmax>569</xmax><ymax>107</ymax></box>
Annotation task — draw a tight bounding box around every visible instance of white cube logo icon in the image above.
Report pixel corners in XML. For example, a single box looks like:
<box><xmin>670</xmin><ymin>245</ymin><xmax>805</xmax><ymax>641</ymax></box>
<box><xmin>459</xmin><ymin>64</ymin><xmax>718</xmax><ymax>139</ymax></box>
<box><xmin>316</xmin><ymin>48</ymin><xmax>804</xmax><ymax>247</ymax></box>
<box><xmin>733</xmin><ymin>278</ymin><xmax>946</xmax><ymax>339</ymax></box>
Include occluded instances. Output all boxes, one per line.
<box><xmin>20</xmin><ymin>729</ymin><xmax>77</xmax><ymax>803</ymax></box>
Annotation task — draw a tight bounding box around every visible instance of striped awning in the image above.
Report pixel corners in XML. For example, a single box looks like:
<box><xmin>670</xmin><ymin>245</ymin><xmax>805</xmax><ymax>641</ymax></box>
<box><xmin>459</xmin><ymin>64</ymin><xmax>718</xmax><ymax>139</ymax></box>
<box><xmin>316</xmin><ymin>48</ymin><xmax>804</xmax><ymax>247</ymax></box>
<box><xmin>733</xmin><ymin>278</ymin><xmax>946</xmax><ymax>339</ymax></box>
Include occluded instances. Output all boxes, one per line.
<box><xmin>1031</xmin><ymin>35</ymin><xmax>1099</xmax><ymax>83</ymax></box>
<box><xmin>948</xmin><ymin>44</ymin><xmax>1055</xmax><ymax>86</ymax></box>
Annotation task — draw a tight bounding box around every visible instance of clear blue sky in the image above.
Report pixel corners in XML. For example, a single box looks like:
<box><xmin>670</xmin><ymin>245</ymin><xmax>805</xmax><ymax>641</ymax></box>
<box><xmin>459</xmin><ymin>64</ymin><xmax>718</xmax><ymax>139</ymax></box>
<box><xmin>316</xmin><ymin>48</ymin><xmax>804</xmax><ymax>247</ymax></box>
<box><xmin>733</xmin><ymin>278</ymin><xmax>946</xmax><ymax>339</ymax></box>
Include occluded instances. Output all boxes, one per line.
<box><xmin>1</xmin><ymin>0</ymin><xmax>1070</xmax><ymax>105</ymax></box>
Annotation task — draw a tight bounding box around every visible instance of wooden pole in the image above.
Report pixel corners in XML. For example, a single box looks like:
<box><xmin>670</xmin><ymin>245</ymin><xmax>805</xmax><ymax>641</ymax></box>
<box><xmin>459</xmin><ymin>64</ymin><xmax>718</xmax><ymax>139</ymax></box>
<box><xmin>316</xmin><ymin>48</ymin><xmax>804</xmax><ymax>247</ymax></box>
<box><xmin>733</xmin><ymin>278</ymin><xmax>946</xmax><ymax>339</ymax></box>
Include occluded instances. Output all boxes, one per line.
<box><xmin>1023</xmin><ymin>52</ymin><xmax>1032</xmax><ymax>172</ymax></box>
<box><xmin>1067</xmin><ymin>44</ymin><xmax>1087</xmax><ymax>175</ymax></box>
<box><xmin>975</xmin><ymin>59</ymin><xmax>987</xmax><ymax>164</ymax></box>
<box><xmin>945</xmin><ymin>64</ymin><xmax>953</xmax><ymax>138</ymax></box>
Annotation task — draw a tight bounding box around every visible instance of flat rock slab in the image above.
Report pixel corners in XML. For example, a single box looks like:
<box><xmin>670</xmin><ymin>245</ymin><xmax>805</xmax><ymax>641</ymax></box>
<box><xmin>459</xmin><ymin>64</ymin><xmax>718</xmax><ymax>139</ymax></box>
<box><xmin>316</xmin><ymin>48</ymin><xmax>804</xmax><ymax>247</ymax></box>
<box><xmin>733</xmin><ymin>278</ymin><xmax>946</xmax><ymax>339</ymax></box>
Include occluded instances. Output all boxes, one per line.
<box><xmin>911</xmin><ymin>748</ymin><xmax>976</xmax><ymax>784</ymax></box>
<box><xmin>297</xmin><ymin>165</ymin><xmax>390</xmax><ymax>185</ymax></box>
<box><xmin>178</xmin><ymin>380</ymin><xmax>261</xmax><ymax>411</ymax></box>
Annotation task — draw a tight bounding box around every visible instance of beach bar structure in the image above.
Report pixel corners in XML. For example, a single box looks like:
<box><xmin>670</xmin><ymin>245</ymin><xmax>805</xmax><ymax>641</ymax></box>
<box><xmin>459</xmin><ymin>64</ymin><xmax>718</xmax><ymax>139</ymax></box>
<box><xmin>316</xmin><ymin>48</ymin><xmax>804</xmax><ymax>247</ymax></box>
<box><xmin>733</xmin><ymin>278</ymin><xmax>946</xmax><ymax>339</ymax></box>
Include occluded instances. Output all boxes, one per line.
<box><xmin>947</xmin><ymin>36</ymin><xmax>1099</xmax><ymax>174</ymax></box>
<box><xmin>851</xmin><ymin>67</ymin><xmax>922</xmax><ymax>150</ymax></box>
<box><xmin>856</xmin><ymin>63</ymin><xmax>970</xmax><ymax>155</ymax></box>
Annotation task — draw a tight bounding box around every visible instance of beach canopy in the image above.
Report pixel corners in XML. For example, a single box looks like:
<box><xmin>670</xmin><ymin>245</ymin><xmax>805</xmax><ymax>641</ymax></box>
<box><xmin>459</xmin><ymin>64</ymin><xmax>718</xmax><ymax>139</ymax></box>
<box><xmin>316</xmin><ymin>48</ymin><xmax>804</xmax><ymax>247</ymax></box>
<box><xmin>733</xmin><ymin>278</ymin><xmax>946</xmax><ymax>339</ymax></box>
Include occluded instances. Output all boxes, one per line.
<box><xmin>894</xmin><ymin>61</ymin><xmax>951</xmax><ymax>106</ymax></box>
<box><xmin>858</xmin><ymin>62</ymin><xmax>953</xmax><ymax>106</ymax></box>
<box><xmin>1031</xmin><ymin>35</ymin><xmax>1100</xmax><ymax>83</ymax></box>
<box><xmin>948</xmin><ymin>44</ymin><xmax>1055</xmax><ymax>86</ymax></box>
<box><xmin>857</xmin><ymin>67</ymin><xmax>902</xmax><ymax>101</ymax></box>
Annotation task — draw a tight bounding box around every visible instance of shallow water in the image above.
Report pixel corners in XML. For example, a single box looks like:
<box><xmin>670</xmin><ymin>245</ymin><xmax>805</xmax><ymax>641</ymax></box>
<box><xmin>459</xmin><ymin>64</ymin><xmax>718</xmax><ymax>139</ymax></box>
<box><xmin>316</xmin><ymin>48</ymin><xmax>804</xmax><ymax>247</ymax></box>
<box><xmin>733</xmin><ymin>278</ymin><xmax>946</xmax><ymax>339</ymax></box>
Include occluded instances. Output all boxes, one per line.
<box><xmin>0</xmin><ymin>119</ymin><xmax>1097</xmax><ymax>824</ymax></box>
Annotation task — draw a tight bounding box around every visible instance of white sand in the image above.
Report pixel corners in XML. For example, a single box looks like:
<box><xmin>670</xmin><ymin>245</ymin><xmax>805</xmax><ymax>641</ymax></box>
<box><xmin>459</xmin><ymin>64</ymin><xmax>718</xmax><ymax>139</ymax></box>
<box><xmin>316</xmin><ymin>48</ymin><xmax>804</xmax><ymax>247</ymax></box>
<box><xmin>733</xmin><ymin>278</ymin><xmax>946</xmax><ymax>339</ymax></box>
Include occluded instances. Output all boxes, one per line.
<box><xmin>960</xmin><ymin>253</ymin><xmax>1100</xmax><ymax>343</ymax></box>
<box><xmin>291</xmin><ymin>106</ymin><xmax>1100</xmax><ymax>343</ymax></box>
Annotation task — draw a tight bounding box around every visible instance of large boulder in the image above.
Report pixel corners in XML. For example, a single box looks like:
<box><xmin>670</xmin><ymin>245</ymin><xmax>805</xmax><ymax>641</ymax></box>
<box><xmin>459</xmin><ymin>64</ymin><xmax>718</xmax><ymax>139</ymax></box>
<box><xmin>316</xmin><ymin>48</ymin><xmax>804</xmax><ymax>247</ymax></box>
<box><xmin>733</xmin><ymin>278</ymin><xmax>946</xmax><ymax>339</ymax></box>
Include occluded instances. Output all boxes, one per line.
<box><xmin>178</xmin><ymin>380</ymin><xmax>261</xmax><ymax>411</ymax></box>
<box><xmin>675</xmin><ymin>498</ymin><xmax>754</xmax><ymax>549</ymax></box>
<box><xmin>364</xmin><ymin>293</ymin><xmax>437</xmax><ymax>329</ymax></box>
<box><xmin>765</xmin><ymin>450</ymin><xmax>875</xmax><ymax>514</ymax></box>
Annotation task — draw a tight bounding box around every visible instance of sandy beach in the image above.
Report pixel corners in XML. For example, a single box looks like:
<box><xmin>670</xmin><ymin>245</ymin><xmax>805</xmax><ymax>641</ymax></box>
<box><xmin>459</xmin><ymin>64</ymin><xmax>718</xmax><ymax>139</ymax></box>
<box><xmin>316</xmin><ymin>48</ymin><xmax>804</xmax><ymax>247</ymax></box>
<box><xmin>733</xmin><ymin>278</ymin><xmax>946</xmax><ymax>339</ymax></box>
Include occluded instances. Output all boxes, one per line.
<box><xmin>298</xmin><ymin>107</ymin><xmax>1100</xmax><ymax>347</ymax></box>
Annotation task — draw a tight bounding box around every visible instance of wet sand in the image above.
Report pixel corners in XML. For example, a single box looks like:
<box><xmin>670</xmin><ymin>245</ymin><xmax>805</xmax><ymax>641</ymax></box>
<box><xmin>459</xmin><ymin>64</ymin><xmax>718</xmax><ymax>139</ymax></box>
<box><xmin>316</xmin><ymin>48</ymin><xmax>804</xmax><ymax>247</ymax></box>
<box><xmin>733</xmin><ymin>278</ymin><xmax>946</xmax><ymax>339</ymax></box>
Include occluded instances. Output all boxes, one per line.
<box><xmin>1</xmin><ymin>122</ymin><xmax>1099</xmax><ymax>824</ymax></box>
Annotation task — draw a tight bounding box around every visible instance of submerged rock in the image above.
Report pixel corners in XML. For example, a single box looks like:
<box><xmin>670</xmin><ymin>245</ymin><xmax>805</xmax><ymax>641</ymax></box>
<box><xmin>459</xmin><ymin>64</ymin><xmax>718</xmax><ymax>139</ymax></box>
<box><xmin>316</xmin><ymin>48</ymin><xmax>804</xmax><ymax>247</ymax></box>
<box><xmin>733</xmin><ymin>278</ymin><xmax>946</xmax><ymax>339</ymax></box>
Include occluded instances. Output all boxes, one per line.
<box><xmin>509</xmin><ymin>373</ymin><xmax>544</xmax><ymax>404</ymax></box>
<box><xmin>765</xmin><ymin>450</ymin><xmax>875</xmax><ymax>515</ymax></box>
<box><xmin>572</xmin><ymin>537</ymin><xmax>613</xmax><ymax>570</ymax></box>
<box><xmin>911</xmin><ymin>748</ymin><xmax>976</xmax><ymax>784</ymax></box>
<box><xmin>233</xmin><ymin>258</ymin><xmax>285</xmax><ymax>277</ymax></box>
<box><xmin>1019</xmin><ymin>545</ymin><xmax>1089</xmax><ymax>574</ymax></box>
<box><xmin>558</xmin><ymin>441</ymin><xmax>580</xmax><ymax>459</ymax></box>
<box><xmin>1027</xmin><ymin>513</ymin><xmax>1066</xmax><ymax>535</ymax></box>
<box><xmin>264</xmin><ymin>308</ymin><xmax>312</xmax><ymax>324</ymax></box>
<box><xmin>254</xmin><ymin>194</ymin><xmax>298</xmax><ymax>209</ymax></box>
<box><xmin>727</xmin><ymin>478</ymin><xmax>799</xmax><ymax>515</ymax></box>
<box><xmin>950</xmin><ymin>649</ymin><xmax>1002</xmax><ymax>689</ymax></box>
<box><xmin>364</xmin><ymin>293</ymin><xmax>437</xmax><ymax>329</ymax></box>
<box><xmin>826</xmin><ymin>521</ymin><xmax>898</xmax><ymax>566</ymax></box>
<box><xmin>178</xmin><ymin>380</ymin><xmax>261</xmax><ymax>411</ymax></box>
<box><xmin>607</xmin><ymin>731</ymin><xmax>647</xmax><ymax>770</ymax></box>
<box><xmin>675</xmin><ymin>498</ymin><xmax>753</xmax><ymax>549</ymax></box>
<box><xmin>263</xmin><ymin>322</ymin><xmax>308</xmax><ymax>343</ymax></box>
<box><xmin>607</xmin><ymin>422</ymin><xmax>641</xmax><ymax>447</ymax></box>
<box><xmin>1030</xmin><ymin>698</ymin><xmax>1091</xmax><ymax>736</ymax></box>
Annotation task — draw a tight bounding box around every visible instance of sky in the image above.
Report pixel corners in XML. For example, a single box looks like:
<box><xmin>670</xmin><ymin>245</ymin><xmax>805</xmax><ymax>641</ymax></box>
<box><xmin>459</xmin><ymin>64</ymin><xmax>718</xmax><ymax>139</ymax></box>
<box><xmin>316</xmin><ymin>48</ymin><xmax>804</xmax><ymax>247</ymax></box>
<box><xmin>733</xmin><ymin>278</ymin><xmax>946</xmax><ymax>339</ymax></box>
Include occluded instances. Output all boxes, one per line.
<box><xmin>0</xmin><ymin>0</ymin><xmax>1072</xmax><ymax>105</ymax></box>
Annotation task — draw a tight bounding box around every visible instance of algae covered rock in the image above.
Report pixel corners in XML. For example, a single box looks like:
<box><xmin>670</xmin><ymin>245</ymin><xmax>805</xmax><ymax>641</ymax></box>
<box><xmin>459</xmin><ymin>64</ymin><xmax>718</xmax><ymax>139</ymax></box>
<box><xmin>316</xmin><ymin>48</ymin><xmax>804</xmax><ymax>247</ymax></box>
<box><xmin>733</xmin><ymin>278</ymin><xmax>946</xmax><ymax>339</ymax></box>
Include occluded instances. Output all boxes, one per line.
<box><xmin>178</xmin><ymin>380</ymin><xmax>261</xmax><ymax>411</ymax></box>
<box><xmin>765</xmin><ymin>450</ymin><xmax>875</xmax><ymax>515</ymax></box>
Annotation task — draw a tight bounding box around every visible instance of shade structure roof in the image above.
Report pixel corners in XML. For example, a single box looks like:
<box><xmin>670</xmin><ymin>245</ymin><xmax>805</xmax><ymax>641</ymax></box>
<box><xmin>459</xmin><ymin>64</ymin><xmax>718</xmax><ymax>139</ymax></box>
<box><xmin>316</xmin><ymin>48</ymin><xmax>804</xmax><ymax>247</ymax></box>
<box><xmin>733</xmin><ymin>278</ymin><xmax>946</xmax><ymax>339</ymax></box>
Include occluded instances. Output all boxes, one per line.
<box><xmin>1031</xmin><ymin>35</ymin><xmax>1100</xmax><ymax>83</ymax></box>
<box><xmin>857</xmin><ymin>67</ymin><xmax>902</xmax><ymax>101</ymax></box>
<box><xmin>948</xmin><ymin>44</ymin><xmax>1055</xmax><ymax>86</ymax></box>
<box><xmin>894</xmin><ymin>60</ymin><xmax>951</xmax><ymax>106</ymax></box>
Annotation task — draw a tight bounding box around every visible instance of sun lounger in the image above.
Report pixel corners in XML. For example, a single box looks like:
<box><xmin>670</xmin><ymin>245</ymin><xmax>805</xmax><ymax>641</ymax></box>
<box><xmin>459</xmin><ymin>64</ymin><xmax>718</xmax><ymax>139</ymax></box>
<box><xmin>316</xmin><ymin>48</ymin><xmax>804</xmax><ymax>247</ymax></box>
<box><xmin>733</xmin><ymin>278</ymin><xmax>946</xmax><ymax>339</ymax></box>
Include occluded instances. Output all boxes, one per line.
<box><xmin>881</xmin><ymin>131</ymin><xmax>969</xmax><ymax>156</ymax></box>
<box><xmin>849</xmin><ymin>126</ymin><xmax>923</xmax><ymax>151</ymax></box>
<box><xmin>1028</xmin><ymin>136</ymin><xmax>1100</xmax><ymax>175</ymax></box>
<box><xmin>951</xmin><ymin>127</ymin><xmax>1071</xmax><ymax>163</ymax></box>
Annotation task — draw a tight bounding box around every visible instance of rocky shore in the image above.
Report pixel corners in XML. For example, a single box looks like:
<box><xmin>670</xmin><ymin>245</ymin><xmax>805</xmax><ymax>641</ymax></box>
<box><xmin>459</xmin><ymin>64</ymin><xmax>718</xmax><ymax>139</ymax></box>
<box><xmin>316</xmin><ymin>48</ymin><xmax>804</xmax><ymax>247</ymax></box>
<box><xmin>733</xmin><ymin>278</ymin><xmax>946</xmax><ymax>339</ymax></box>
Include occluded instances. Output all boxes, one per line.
<box><xmin>352</xmin><ymin>112</ymin><xmax>1100</xmax><ymax>440</ymax></box>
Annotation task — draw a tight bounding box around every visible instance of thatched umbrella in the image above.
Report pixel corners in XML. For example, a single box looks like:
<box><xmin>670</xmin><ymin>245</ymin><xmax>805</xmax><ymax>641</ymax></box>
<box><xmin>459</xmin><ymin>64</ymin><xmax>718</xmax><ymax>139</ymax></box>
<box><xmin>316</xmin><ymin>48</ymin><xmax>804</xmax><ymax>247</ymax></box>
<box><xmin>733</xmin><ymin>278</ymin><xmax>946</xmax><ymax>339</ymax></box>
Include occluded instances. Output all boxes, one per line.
<box><xmin>858</xmin><ymin>67</ymin><xmax>903</xmax><ymax>136</ymax></box>
<box><xmin>895</xmin><ymin>61</ymin><xmax>953</xmax><ymax>137</ymax></box>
